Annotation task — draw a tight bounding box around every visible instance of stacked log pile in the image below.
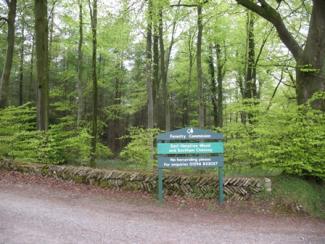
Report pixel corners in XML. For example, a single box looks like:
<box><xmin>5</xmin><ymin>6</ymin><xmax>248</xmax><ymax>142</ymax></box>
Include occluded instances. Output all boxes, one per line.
<box><xmin>0</xmin><ymin>159</ymin><xmax>264</xmax><ymax>200</ymax></box>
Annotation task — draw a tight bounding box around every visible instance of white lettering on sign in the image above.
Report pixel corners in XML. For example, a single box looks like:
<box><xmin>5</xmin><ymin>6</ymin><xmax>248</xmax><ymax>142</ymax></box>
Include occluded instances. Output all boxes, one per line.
<box><xmin>189</xmin><ymin>134</ymin><xmax>211</xmax><ymax>139</ymax></box>
<box><xmin>169</xmin><ymin>134</ymin><xmax>186</xmax><ymax>139</ymax></box>
<box><xmin>162</xmin><ymin>161</ymin><xmax>220</xmax><ymax>167</ymax></box>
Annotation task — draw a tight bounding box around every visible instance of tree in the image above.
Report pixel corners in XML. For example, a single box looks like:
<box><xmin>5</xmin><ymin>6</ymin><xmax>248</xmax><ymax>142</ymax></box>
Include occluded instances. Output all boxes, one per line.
<box><xmin>244</xmin><ymin>11</ymin><xmax>256</xmax><ymax>100</ymax></box>
<box><xmin>0</xmin><ymin>0</ymin><xmax>17</xmax><ymax>107</ymax></box>
<box><xmin>77</xmin><ymin>0</ymin><xmax>83</xmax><ymax>126</ymax></box>
<box><xmin>159</xmin><ymin>4</ymin><xmax>179</xmax><ymax>131</ymax></box>
<box><xmin>208</xmin><ymin>43</ymin><xmax>225</xmax><ymax>128</ymax></box>
<box><xmin>18</xmin><ymin>3</ymin><xmax>26</xmax><ymax>106</ymax></box>
<box><xmin>34</xmin><ymin>0</ymin><xmax>49</xmax><ymax>130</ymax></box>
<box><xmin>152</xmin><ymin>10</ymin><xmax>159</xmax><ymax>127</ymax></box>
<box><xmin>235</xmin><ymin>0</ymin><xmax>325</xmax><ymax>110</ymax></box>
<box><xmin>146</xmin><ymin>0</ymin><xmax>154</xmax><ymax>129</ymax></box>
<box><xmin>196</xmin><ymin>4</ymin><xmax>204</xmax><ymax>127</ymax></box>
<box><xmin>88</xmin><ymin>0</ymin><xmax>97</xmax><ymax>166</ymax></box>
<box><xmin>158</xmin><ymin>8</ymin><xmax>169</xmax><ymax>130</ymax></box>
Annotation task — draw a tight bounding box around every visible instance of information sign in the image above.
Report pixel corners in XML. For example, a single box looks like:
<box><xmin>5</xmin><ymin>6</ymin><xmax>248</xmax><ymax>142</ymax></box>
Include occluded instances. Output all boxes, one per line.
<box><xmin>156</xmin><ymin>128</ymin><xmax>224</xmax><ymax>204</ymax></box>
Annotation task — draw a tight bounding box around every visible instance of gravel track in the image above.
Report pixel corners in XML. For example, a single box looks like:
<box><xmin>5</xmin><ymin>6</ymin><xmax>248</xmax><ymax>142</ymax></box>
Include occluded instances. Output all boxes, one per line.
<box><xmin>0</xmin><ymin>171</ymin><xmax>324</xmax><ymax>244</ymax></box>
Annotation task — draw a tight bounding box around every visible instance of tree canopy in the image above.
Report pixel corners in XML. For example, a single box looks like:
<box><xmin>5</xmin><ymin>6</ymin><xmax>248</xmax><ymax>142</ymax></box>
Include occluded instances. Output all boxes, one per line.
<box><xmin>0</xmin><ymin>0</ymin><xmax>324</xmax><ymax>179</ymax></box>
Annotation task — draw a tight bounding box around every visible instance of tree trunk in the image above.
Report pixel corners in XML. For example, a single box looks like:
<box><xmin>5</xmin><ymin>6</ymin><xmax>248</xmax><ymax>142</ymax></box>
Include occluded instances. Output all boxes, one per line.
<box><xmin>29</xmin><ymin>36</ymin><xmax>35</xmax><ymax>103</ymax></box>
<box><xmin>241</xmin><ymin>11</ymin><xmax>256</xmax><ymax>124</ymax></box>
<box><xmin>146</xmin><ymin>0</ymin><xmax>154</xmax><ymax>129</ymax></box>
<box><xmin>109</xmin><ymin>61</ymin><xmax>122</xmax><ymax>154</ymax></box>
<box><xmin>163</xmin><ymin>9</ymin><xmax>179</xmax><ymax>131</ymax></box>
<box><xmin>197</xmin><ymin>5</ymin><xmax>204</xmax><ymax>128</ymax></box>
<box><xmin>0</xmin><ymin>0</ymin><xmax>17</xmax><ymax>107</ymax></box>
<box><xmin>34</xmin><ymin>0</ymin><xmax>49</xmax><ymax>131</ymax></box>
<box><xmin>236</xmin><ymin>0</ymin><xmax>325</xmax><ymax>110</ymax></box>
<box><xmin>153</xmin><ymin>22</ymin><xmax>159</xmax><ymax>127</ymax></box>
<box><xmin>296</xmin><ymin>0</ymin><xmax>325</xmax><ymax>109</ymax></box>
<box><xmin>183</xmin><ymin>32</ymin><xmax>194</xmax><ymax>127</ymax></box>
<box><xmin>244</xmin><ymin>11</ymin><xmax>257</xmax><ymax>99</ymax></box>
<box><xmin>158</xmin><ymin>9</ymin><xmax>169</xmax><ymax>131</ymax></box>
<box><xmin>19</xmin><ymin>13</ymin><xmax>25</xmax><ymax>106</ymax></box>
<box><xmin>216</xmin><ymin>44</ymin><xmax>224</xmax><ymax>128</ymax></box>
<box><xmin>208</xmin><ymin>45</ymin><xmax>218</xmax><ymax>127</ymax></box>
<box><xmin>77</xmin><ymin>0</ymin><xmax>83</xmax><ymax>126</ymax></box>
<box><xmin>48</xmin><ymin>2</ymin><xmax>55</xmax><ymax>63</ymax></box>
<box><xmin>89</xmin><ymin>0</ymin><xmax>98</xmax><ymax>166</ymax></box>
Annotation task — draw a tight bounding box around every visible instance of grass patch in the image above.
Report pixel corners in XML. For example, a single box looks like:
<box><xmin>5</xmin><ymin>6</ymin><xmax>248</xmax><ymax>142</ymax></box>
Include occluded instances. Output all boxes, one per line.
<box><xmin>259</xmin><ymin>175</ymin><xmax>325</xmax><ymax>219</ymax></box>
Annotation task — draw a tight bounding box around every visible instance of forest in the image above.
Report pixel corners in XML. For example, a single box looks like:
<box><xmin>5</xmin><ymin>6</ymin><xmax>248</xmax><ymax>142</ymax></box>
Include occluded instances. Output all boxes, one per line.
<box><xmin>0</xmin><ymin>0</ymin><xmax>324</xmax><ymax>180</ymax></box>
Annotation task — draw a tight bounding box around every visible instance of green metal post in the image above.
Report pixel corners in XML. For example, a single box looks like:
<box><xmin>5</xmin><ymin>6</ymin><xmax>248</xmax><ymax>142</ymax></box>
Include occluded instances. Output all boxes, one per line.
<box><xmin>218</xmin><ymin>166</ymin><xmax>224</xmax><ymax>204</ymax></box>
<box><xmin>158</xmin><ymin>168</ymin><xmax>163</xmax><ymax>203</ymax></box>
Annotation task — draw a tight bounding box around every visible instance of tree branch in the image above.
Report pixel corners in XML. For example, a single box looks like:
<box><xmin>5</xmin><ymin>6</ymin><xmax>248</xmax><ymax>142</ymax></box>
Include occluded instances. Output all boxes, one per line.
<box><xmin>0</xmin><ymin>16</ymin><xmax>8</xmax><ymax>23</ymax></box>
<box><xmin>87</xmin><ymin>0</ymin><xmax>93</xmax><ymax>28</ymax></box>
<box><xmin>267</xmin><ymin>68</ymin><xmax>285</xmax><ymax>111</ymax></box>
<box><xmin>170</xmin><ymin>4</ymin><xmax>197</xmax><ymax>7</ymax></box>
<box><xmin>170</xmin><ymin>0</ymin><xmax>208</xmax><ymax>8</ymax></box>
<box><xmin>235</xmin><ymin>0</ymin><xmax>303</xmax><ymax>60</ymax></box>
<box><xmin>254</xmin><ymin>26</ymin><xmax>274</xmax><ymax>67</ymax></box>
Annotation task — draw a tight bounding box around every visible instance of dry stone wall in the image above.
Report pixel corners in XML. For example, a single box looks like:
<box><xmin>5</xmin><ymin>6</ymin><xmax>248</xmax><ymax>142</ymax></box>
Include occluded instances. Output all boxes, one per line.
<box><xmin>0</xmin><ymin>159</ymin><xmax>266</xmax><ymax>200</ymax></box>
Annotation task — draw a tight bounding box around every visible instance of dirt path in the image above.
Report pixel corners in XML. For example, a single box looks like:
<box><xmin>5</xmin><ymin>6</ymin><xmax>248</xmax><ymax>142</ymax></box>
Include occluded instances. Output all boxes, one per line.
<box><xmin>0</xmin><ymin>171</ymin><xmax>324</xmax><ymax>244</ymax></box>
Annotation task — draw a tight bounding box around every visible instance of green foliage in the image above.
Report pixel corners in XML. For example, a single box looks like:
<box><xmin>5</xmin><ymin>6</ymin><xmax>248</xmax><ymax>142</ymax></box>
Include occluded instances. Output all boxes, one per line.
<box><xmin>0</xmin><ymin>103</ymin><xmax>37</xmax><ymax>160</ymax></box>
<box><xmin>96</xmin><ymin>143</ymin><xmax>114</xmax><ymax>160</ymax></box>
<box><xmin>221</xmin><ymin>95</ymin><xmax>325</xmax><ymax>180</ymax></box>
<box><xmin>0</xmin><ymin>104</ymin><xmax>112</xmax><ymax>164</ymax></box>
<box><xmin>120</xmin><ymin>127</ymin><xmax>160</xmax><ymax>169</ymax></box>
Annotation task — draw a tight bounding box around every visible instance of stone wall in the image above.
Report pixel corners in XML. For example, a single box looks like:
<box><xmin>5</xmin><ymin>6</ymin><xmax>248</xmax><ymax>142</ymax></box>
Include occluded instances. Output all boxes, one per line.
<box><xmin>0</xmin><ymin>159</ymin><xmax>266</xmax><ymax>200</ymax></box>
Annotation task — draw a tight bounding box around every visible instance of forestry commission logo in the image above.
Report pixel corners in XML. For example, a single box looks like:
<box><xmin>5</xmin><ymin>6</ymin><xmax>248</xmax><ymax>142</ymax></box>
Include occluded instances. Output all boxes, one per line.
<box><xmin>186</xmin><ymin>128</ymin><xmax>194</xmax><ymax>135</ymax></box>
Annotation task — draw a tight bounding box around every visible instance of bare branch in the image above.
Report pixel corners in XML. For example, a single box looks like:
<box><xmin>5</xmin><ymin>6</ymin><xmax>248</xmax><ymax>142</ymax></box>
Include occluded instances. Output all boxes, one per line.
<box><xmin>267</xmin><ymin>68</ymin><xmax>284</xmax><ymax>111</ymax></box>
<box><xmin>170</xmin><ymin>4</ymin><xmax>197</xmax><ymax>7</ymax></box>
<box><xmin>0</xmin><ymin>16</ymin><xmax>8</xmax><ymax>23</ymax></box>
<box><xmin>87</xmin><ymin>0</ymin><xmax>93</xmax><ymax>27</ymax></box>
<box><xmin>254</xmin><ymin>26</ymin><xmax>274</xmax><ymax>66</ymax></box>
<box><xmin>48</xmin><ymin>0</ymin><xmax>59</xmax><ymax>21</ymax></box>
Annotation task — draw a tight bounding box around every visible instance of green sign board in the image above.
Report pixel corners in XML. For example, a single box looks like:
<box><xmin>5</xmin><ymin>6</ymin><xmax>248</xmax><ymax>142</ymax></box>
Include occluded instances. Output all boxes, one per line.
<box><xmin>156</xmin><ymin>128</ymin><xmax>224</xmax><ymax>204</ymax></box>
<box><xmin>157</xmin><ymin>142</ymin><xmax>224</xmax><ymax>154</ymax></box>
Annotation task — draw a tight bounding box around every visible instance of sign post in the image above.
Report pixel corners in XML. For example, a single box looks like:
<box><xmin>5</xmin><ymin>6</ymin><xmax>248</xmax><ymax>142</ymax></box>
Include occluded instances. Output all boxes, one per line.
<box><xmin>156</xmin><ymin>128</ymin><xmax>224</xmax><ymax>204</ymax></box>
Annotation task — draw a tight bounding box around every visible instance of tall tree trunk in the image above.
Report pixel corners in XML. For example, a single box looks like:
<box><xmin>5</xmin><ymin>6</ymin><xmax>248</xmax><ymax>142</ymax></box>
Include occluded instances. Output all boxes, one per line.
<box><xmin>108</xmin><ymin>61</ymin><xmax>122</xmax><ymax>154</ymax></box>
<box><xmin>216</xmin><ymin>44</ymin><xmax>224</xmax><ymax>128</ymax></box>
<box><xmin>0</xmin><ymin>0</ymin><xmax>17</xmax><ymax>107</ymax></box>
<box><xmin>89</xmin><ymin>0</ymin><xmax>97</xmax><ymax>166</ymax></box>
<box><xmin>208</xmin><ymin>45</ymin><xmax>218</xmax><ymax>127</ymax></box>
<box><xmin>196</xmin><ymin>5</ymin><xmax>204</xmax><ymax>128</ymax></box>
<box><xmin>19</xmin><ymin>12</ymin><xmax>25</xmax><ymax>106</ymax></box>
<box><xmin>48</xmin><ymin>2</ymin><xmax>55</xmax><ymax>63</ymax></box>
<box><xmin>158</xmin><ymin>9</ymin><xmax>172</xmax><ymax>131</ymax></box>
<box><xmin>158</xmin><ymin>9</ymin><xmax>166</xmax><ymax>130</ymax></box>
<box><xmin>183</xmin><ymin>32</ymin><xmax>194</xmax><ymax>127</ymax></box>
<box><xmin>153</xmin><ymin>22</ymin><xmax>159</xmax><ymax>127</ymax></box>
<box><xmin>34</xmin><ymin>0</ymin><xmax>49</xmax><ymax>131</ymax></box>
<box><xmin>244</xmin><ymin>11</ymin><xmax>256</xmax><ymax>99</ymax></box>
<box><xmin>208</xmin><ymin>44</ymin><xmax>224</xmax><ymax>128</ymax></box>
<box><xmin>146</xmin><ymin>0</ymin><xmax>154</xmax><ymax>129</ymax></box>
<box><xmin>29</xmin><ymin>36</ymin><xmax>35</xmax><ymax>102</ymax></box>
<box><xmin>77</xmin><ymin>0</ymin><xmax>83</xmax><ymax>126</ymax></box>
<box><xmin>241</xmin><ymin>11</ymin><xmax>256</xmax><ymax>124</ymax></box>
